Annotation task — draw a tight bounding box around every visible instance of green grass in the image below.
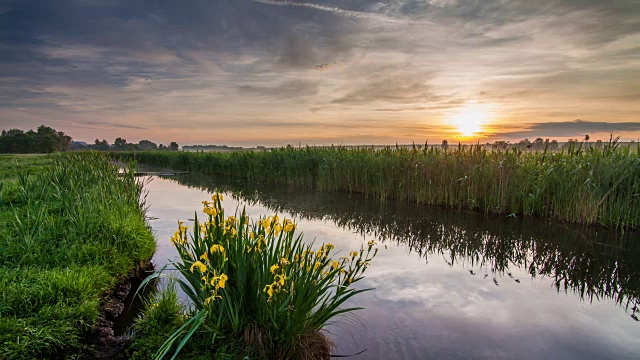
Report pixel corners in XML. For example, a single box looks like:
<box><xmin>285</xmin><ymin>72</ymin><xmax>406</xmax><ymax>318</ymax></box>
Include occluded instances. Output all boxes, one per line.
<box><xmin>0</xmin><ymin>153</ymin><xmax>156</xmax><ymax>359</ymax></box>
<box><xmin>0</xmin><ymin>154</ymin><xmax>53</xmax><ymax>181</ymax></box>
<box><xmin>116</xmin><ymin>140</ymin><xmax>640</xmax><ymax>228</ymax></box>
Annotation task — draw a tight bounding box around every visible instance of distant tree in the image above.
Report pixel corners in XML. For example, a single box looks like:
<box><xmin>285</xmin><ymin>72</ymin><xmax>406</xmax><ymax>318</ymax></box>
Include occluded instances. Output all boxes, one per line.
<box><xmin>114</xmin><ymin>137</ymin><xmax>127</xmax><ymax>147</ymax></box>
<box><xmin>517</xmin><ymin>138</ymin><xmax>532</xmax><ymax>149</ymax></box>
<box><xmin>92</xmin><ymin>139</ymin><xmax>110</xmax><ymax>151</ymax></box>
<box><xmin>548</xmin><ymin>140</ymin><xmax>559</xmax><ymax>150</ymax></box>
<box><xmin>441</xmin><ymin>139</ymin><xmax>448</xmax><ymax>151</ymax></box>
<box><xmin>112</xmin><ymin>137</ymin><xmax>136</xmax><ymax>151</ymax></box>
<box><xmin>493</xmin><ymin>140</ymin><xmax>509</xmax><ymax>149</ymax></box>
<box><xmin>137</xmin><ymin>140</ymin><xmax>158</xmax><ymax>150</ymax></box>
<box><xmin>0</xmin><ymin>125</ymin><xmax>72</xmax><ymax>153</ymax></box>
<box><xmin>169</xmin><ymin>142</ymin><xmax>179</xmax><ymax>151</ymax></box>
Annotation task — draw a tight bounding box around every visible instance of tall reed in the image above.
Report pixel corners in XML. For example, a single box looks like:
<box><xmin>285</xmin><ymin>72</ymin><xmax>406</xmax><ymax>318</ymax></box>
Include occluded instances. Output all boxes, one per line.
<box><xmin>117</xmin><ymin>139</ymin><xmax>640</xmax><ymax>228</ymax></box>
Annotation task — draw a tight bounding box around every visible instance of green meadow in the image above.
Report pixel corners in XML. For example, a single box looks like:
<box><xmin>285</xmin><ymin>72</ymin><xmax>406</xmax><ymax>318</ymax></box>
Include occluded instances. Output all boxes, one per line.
<box><xmin>0</xmin><ymin>153</ymin><xmax>155</xmax><ymax>359</ymax></box>
<box><xmin>117</xmin><ymin>141</ymin><xmax>640</xmax><ymax>228</ymax></box>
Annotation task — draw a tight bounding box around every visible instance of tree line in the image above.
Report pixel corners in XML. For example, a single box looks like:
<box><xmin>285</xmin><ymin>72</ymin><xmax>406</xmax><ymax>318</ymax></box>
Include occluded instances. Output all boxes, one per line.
<box><xmin>0</xmin><ymin>126</ymin><xmax>72</xmax><ymax>153</ymax></box>
<box><xmin>0</xmin><ymin>125</ymin><xmax>179</xmax><ymax>154</ymax></box>
<box><xmin>87</xmin><ymin>137</ymin><xmax>179</xmax><ymax>152</ymax></box>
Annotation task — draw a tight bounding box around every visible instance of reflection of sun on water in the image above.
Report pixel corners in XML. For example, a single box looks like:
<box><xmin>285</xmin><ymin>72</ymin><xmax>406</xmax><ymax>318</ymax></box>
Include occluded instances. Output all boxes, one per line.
<box><xmin>450</xmin><ymin>104</ymin><xmax>490</xmax><ymax>137</ymax></box>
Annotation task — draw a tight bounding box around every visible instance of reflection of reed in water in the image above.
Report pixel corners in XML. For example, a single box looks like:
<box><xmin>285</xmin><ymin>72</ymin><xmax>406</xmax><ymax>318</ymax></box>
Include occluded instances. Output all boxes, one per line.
<box><xmin>164</xmin><ymin>174</ymin><xmax>640</xmax><ymax>322</ymax></box>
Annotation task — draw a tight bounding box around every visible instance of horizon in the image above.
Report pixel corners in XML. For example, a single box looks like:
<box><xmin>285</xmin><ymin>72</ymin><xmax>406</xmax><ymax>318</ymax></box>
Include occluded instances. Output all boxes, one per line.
<box><xmin>1</xmin><ymin>1</ymin><xmax>639</xmax><ymax>146</ymax></box>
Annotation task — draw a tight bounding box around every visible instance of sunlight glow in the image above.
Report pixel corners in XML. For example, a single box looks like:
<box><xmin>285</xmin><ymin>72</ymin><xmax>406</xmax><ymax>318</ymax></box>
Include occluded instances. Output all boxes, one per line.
<box><xmin>449</xmin><ymin>104</ymin><xmax>490</xmax><ymax>137</ymax></box>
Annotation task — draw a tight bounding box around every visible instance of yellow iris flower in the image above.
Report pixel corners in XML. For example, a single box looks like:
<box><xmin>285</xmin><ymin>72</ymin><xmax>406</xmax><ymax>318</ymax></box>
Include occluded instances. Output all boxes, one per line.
<box><xmin>190</xmin><ymin>261</ymin><xmax>206</xmax><ymax>273</ymax></box>
<box><xmin>270</xmin><ymin>264</ymin><xmax>280</xmax><ymax>274</ymax></box>
<box><xmin>264</xmin><ymin>284</ymin><xmax>274</xmax><ymax>298</ymax></box>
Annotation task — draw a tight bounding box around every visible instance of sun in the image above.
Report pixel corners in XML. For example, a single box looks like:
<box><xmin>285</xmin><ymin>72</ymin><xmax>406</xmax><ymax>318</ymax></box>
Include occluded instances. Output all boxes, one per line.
<box><xmin>449</xmin><ymin>104</ymin><xmax>489</xmax><ymax>137</ymax></box>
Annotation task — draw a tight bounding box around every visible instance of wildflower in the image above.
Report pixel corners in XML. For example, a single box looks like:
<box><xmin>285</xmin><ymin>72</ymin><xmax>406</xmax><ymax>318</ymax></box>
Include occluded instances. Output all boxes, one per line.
<box><xmin>274</xmin><ymin>223</ymin><xmax>282</xmax><ymax>235</ymax></box>
<box><xmin>218</xmin><ymin>274</ymin><xmax>228</xmax><ymax>289</ymax></box>
<box><xmin>350</xmin><ymin>251</ymin><xmax>359</xmax><ymax>258</ymax></box>
<box><xmin>203</xmin><ymin>206</ymin><xmax>218</xmax><ymax>216</ymax></box>
<box><xmin>211</xmin><ymin>194</ymin><xmax>223</xmax><ymax>202</ymax></box>
<box><xmin>325</xmin><ymin>243</ymin><xmax>335</xmax><ymax>250</ymax></box>
<box><xmin>210</xmin><ymin>244</ymin><xmax>225</xmax><ymax>253</ymax></box>
<box><xmin>200</xmin><ymin>253</ymin><xmax>209</xmax><ymax>262</ymax></box>
<box><xmin>249</xmin><ymin>231</ymin><xmax>255</xmax><ymax>240</ymax></box>
<box><xmin>190</xmin><ymin>261</ymin><xmax>206</xmax><ymax>273</ymax></box>
<box><xmin>368</xmin><ymin>240</ymin><xmax>376</xmax><ymax>247</ymax></box>
<box><xmin>264</xmin><ymin>284</ymin><xmax>274</xmax><ymax>298</ymax></box>
<box><xmin>270</xmin><ymin>264</ymin><xmax>280</xmax><ymax>274</ymax></box>
<box><xmin>274</xmin><ymin>274</ymin><xmax>286</xmax><ymax>286</ymax></box>
<box><xmin>280</xmin><ymin>257</ymin><xmax>290</xmax><ymax>266</ymax></box>
<box><xmin>332</xmin><ymin>261</ymin><xmax>339</xmax><ymax>269</ymax></box>
<box><xmin>204</xmin><ymin>294</ymin><xmax>222</xmax><ymax>305</ymax></box>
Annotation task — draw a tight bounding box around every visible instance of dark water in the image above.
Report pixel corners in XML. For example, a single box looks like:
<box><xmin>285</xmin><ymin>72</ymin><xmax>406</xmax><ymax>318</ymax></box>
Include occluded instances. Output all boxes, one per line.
<box><xmin>140</xmin><ymin>173</ymin><xmax>640</xmax><ymax>359</ymax></box>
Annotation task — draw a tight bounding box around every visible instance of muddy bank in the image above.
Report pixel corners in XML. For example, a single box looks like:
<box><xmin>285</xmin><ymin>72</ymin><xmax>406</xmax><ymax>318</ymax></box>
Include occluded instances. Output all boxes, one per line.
<box><xmin>82</xmin><ymin>261</ymin><xmax>156</xmax><ymax>360</ymax></box>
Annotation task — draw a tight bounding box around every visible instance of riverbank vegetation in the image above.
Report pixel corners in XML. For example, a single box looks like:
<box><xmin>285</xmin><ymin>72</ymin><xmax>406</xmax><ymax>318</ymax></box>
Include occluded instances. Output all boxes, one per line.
<box><xmin>0</xmin><ymin>153</ymin><xmax>155</xmax><ymax>359</ymax></box>
<box><xmin>116</xmin><ymin>140</ymin><xmax>640</xmax><ymax>228</ymax></box>
<box><xmin>130</xmin><ymin>194</ymin><xmax>377</xmax><ymax>359</ymax></box>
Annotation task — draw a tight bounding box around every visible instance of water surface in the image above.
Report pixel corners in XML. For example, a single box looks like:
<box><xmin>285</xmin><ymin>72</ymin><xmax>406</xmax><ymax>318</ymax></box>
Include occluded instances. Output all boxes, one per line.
<box><xmin>143</xmin><ymin>174</ymin><xmax>640</xmax><ymax>359</ymax></box>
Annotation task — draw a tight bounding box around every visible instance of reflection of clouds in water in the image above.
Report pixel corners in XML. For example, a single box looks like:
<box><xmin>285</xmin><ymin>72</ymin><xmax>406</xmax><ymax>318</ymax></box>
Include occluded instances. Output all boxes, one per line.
<box><xmin>143</xmin><ymin>176</ymin><xmax>640</xmax><ymax>360</ymax></box>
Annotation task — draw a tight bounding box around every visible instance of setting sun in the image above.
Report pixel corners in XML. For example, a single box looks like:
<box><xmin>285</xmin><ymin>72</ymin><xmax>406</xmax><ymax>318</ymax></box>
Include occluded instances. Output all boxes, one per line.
<box><xmin>449</xmin><ymin>104</ymin><xmax>490</xmax><ymax>137</ymax></box>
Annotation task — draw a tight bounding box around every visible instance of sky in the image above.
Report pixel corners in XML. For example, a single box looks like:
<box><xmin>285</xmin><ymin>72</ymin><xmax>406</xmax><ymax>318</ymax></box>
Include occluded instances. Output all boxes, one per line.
<box><xmin>0</xmin><ymin>0</ymin><xmax>639</xmax><ymax>146</ymax></box>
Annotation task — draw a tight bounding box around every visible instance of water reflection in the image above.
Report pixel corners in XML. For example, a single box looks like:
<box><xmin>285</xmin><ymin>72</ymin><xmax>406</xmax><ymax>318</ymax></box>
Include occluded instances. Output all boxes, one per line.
<box><xmin>165</xmin><ymin>174</ymin><xmax>640</xmax><ymax>320</ymax></box>
<box><xmin>141</xmin><ymin>174</ymin><xmax>640</xmax><ymax>359</ymax></box>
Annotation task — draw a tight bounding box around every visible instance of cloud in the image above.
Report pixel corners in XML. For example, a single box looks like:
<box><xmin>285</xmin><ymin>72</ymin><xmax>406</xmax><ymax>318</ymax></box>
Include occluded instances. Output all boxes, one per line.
<box><xmin>0</xmin><ymin>0</ymin><xmax>638</xmax><ymax>144</ymax></box>
<box><xmin>252</xmin><ymin>0</ymin><xmax>399</xmax><ymax>22</ymax></box>
<box><xmin>331</xmin><ymin>74</ymin><xmax>440</xmax><ymax>105</ymax></box>
<box><xmin>238</xmin><ymin>80</ymin><xmax>319</xmax><ymax>98</ymax></box>
<box><xmin>491</xmin><ymin>120</ymin><xmax>640</xmax><ymax>139</ymax></box>
<box><xmin>84</xmin><ymin>121</ymin><xmax>148</xmax><ymax>130</ymax></box>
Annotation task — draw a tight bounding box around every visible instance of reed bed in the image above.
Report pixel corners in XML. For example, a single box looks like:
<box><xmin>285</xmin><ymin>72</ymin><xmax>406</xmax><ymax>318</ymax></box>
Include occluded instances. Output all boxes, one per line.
<box><xmin>0</xmin><ymin>153</ymin><xmax>155</xmax><ymax>359</ymax></box>
<box><xmin>117</xmin><ymin>140</ymin><xmax>640</xmax><ymax>228</ymax></box>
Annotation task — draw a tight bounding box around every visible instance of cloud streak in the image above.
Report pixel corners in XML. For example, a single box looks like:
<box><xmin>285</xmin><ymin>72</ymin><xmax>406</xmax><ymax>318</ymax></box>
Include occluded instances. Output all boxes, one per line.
<box><xmin>252</xmin><ymin>0</ymin><xmax>399</xmax><ymax>22</ymax></box>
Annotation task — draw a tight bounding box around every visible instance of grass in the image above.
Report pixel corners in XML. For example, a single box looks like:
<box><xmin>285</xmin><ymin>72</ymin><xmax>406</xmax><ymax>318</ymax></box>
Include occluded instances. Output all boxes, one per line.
<box><xmin>134</xmin><ymin>194</ymin><xmax>377</xmax><ymax>360</ymax></box>
<box><xmin>0</xmin><ymin>153</ymin><xmax>155</xmax><ymax>359</ymax></box>
<box><xmin>0</xmin><ymin>154</ymin><xmax>53</xmax><ymax>181</ymax></box>
<box><xmin>116</xmin><ymin>139</ymin><xmax>640</xmax><ymax>228</ymax></box>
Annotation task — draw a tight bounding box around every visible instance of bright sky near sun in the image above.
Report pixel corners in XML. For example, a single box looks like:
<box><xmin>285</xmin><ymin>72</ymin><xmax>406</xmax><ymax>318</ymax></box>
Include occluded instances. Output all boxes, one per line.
<box><xmin>0</xmin><ymin>1</ymin><xmax>639</xmax><ymax>145</ymax></box>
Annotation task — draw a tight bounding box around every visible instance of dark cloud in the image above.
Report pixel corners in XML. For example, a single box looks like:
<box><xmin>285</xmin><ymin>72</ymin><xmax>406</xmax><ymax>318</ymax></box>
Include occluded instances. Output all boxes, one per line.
<box><xmin>85</xmin><ymin>121</ymin><xmax>147</xmax><ymax>130</ymax></box>
<box><xmin>238</xmin><ymin>80</ymin><xmax>319</xmax><ymax>98</ymax></box>
<box><xmin>493</xmin><ymin>120</ymin><xmax>640</xmax><ymax>139</ymax></box>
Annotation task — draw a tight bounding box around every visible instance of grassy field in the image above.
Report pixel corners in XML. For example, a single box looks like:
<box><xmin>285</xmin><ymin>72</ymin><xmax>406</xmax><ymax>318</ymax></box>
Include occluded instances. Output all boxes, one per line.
<box><xmin>0</xmin><ymin>154</ymin><xmax>53</xmax><ymax>180</ymax></box>
<box><xmin>0</xmin><ymin>153</ymin><xmax>155</xmax><ymax>359</ymax></box>
<box><xmin>116</xmin><ymin>141</ymin><xmax>640</xmax><ymax>228</ymax></box>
